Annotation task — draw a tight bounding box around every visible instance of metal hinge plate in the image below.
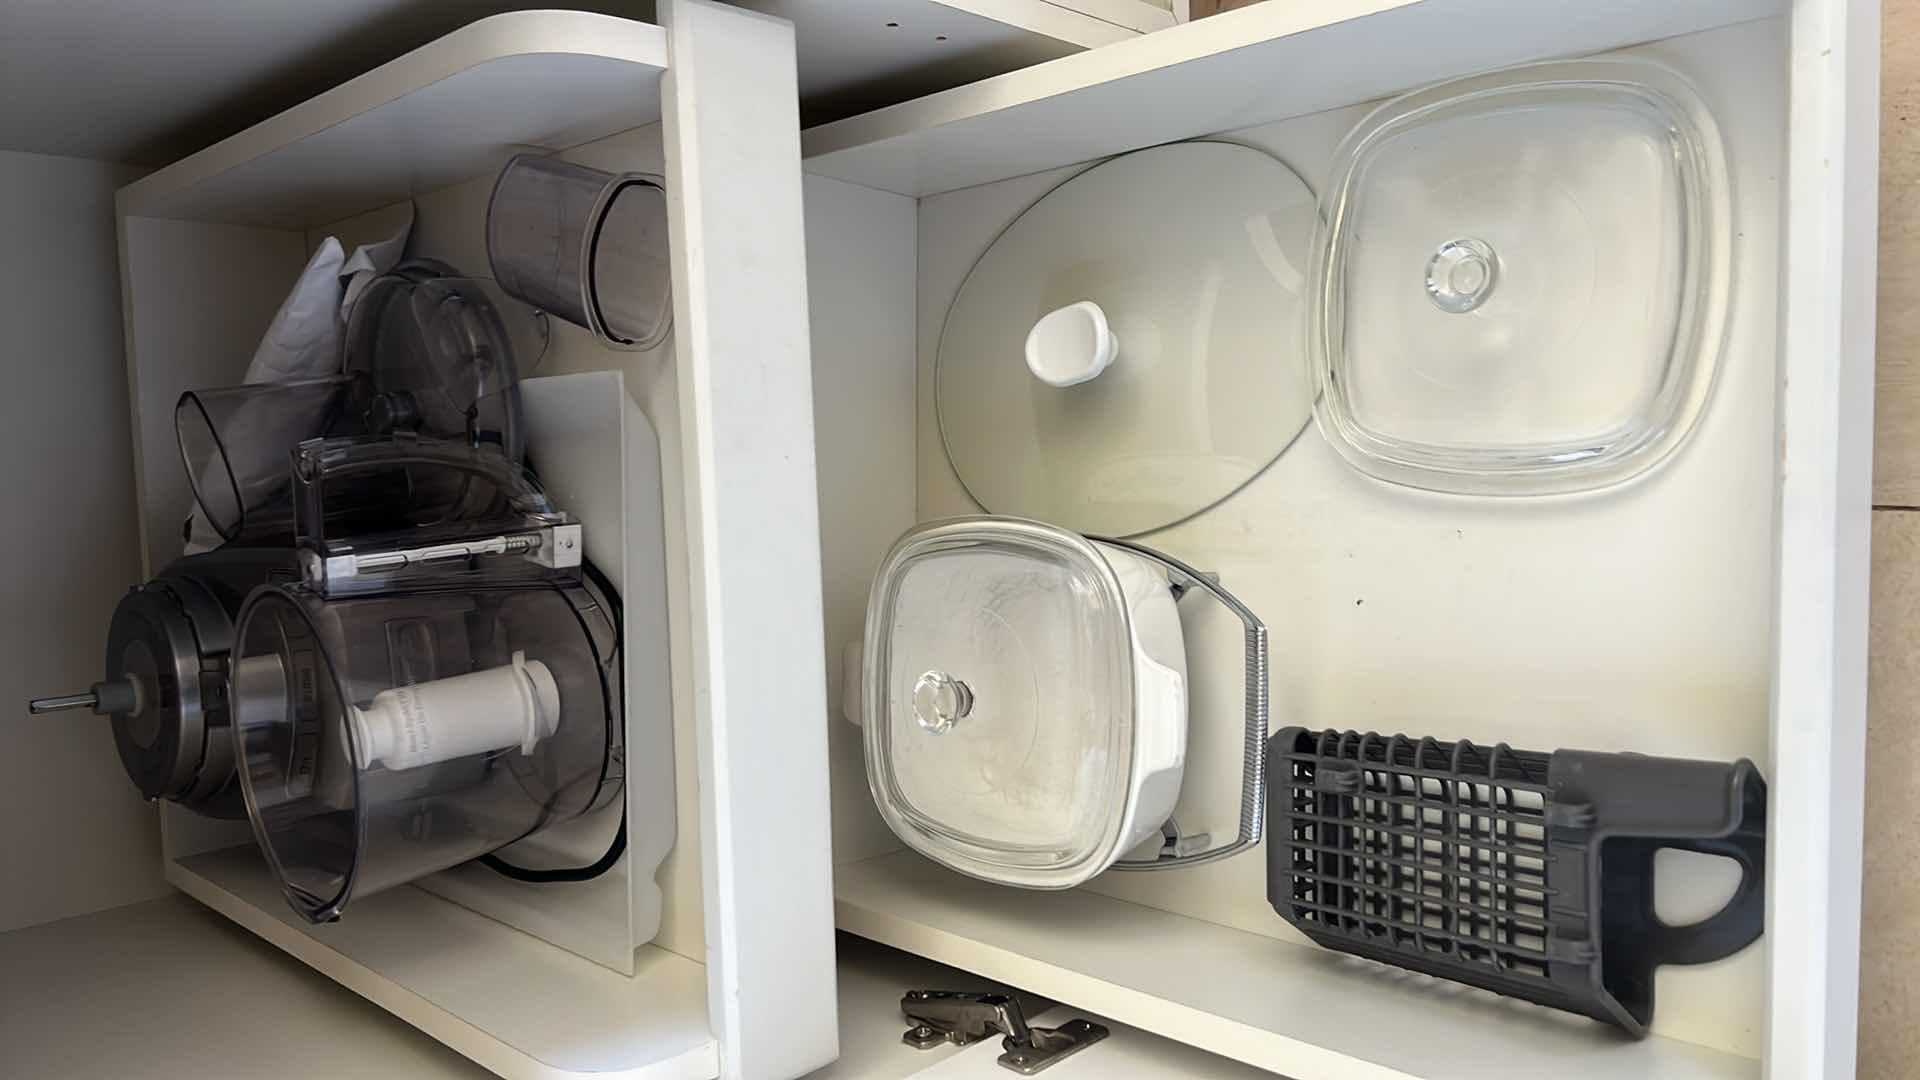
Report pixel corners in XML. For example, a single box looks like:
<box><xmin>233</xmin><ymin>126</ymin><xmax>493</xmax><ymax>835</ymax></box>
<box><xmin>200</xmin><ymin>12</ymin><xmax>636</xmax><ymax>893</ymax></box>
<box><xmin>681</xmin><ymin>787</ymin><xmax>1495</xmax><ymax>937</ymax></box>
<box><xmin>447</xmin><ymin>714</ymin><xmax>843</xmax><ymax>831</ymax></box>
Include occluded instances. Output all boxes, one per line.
<box><xmin>900</xmin><ymin>991</ymin><xmax>1108</xmax><ymax>1075</ymax></box>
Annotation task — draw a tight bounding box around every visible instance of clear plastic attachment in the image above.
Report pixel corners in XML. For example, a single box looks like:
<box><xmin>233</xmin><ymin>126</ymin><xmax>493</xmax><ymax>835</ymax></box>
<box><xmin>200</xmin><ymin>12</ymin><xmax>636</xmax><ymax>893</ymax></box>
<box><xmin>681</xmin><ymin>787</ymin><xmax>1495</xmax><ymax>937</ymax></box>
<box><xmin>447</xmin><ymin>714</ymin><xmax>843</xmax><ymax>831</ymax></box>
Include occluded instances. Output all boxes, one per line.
<box><xmin>230</xmin><ymin>578</ymin><xmax>620</xmax><ymax>923</ymax></box>
<box><xmin>486</xmin><ymin>155</ymin><xmax>673</xmax><ymax>351</ymax></box>
<box><xmin>176</xmin><ymin>377</ymin><xmax>353</xmax><ymax>542</ymax></box>
<box><xmin>342</xmin><ymin>263</ymin><xmax>528</xmax><ymax>462</ymax></box>
<box><xmin>291</xmin><ymin>436</ymin><xmax>576</xmax><ymax>596</ymax></box>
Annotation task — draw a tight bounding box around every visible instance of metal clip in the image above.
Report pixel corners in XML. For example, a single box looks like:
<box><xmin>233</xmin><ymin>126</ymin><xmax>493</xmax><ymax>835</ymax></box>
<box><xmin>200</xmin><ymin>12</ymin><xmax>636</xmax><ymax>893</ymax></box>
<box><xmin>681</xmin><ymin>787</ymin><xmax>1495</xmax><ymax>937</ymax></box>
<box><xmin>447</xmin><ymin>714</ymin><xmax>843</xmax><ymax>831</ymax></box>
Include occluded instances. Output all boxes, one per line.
<box><xmin>1154</xmin><ymin>816</ymin><xmax>1212</xmax><ymax>859</ymax></box>
<box><xmin>1097</xmin><ymin>538</ymin><xmax>1270</xmax><ymax>872</ymax></box>
<box><xmin>1164</xmin><ymin>570</ymin><xmax>1220</xmax><ymax>603</ymax></box>
<box><xmin>305</xmin><ymin>523</ymin><xmax>582</xmax><ymax>587</ymax></box>
<box><xmin>900</xmin><ymin>991</ymin><xmax>1108</xmax><ymax>1075</ymax></box>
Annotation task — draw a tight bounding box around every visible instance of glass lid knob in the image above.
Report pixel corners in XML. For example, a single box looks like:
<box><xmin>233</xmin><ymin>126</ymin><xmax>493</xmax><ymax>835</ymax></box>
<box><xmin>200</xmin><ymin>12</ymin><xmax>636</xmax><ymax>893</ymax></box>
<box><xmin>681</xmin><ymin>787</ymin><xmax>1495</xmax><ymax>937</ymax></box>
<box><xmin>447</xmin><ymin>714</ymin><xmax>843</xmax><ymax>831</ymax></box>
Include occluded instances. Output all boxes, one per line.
<box><xmin>912</xmin><ymin>670</ymin><xmax>974</xmax><ymax>735</ymax></box>
<box><xmin>1425</xmin><ymin>237</ymin><xmax>1499</xmax><ymax>314</ymax></box>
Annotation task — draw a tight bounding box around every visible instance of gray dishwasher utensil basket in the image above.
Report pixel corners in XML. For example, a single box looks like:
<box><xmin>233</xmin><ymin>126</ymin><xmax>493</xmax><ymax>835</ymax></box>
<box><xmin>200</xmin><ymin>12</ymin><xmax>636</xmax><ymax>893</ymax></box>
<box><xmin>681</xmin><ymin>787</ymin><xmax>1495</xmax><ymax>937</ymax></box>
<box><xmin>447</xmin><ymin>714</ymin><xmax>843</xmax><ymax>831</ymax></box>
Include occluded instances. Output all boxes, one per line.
<box><xmin>1265</xmin><ymin>727</ymin><xmax>1767</xmax><ymax>1037</ymax></box>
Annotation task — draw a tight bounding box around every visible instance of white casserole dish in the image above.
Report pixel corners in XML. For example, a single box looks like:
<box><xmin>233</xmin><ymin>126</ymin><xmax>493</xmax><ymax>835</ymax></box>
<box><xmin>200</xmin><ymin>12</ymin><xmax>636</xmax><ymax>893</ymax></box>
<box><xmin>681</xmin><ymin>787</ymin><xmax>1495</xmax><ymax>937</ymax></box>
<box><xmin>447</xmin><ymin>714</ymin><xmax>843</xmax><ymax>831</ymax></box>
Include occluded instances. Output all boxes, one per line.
<box><xmin>857</xmin><ymin>517</ymin><xmax>1265</xmax><ymax>889</ymax></box>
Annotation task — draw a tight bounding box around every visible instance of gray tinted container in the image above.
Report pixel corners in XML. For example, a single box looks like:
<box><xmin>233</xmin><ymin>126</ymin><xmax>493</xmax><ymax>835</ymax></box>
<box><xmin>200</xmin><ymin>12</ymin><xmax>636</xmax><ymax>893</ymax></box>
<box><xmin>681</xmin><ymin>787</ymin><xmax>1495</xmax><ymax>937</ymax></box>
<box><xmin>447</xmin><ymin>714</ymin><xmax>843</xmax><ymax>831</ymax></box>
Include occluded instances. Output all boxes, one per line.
<box><xmin>486</xmin><ymin>154</ymin><xmax>672</xmax><ymax>351</ymax></box>
<box><xmin>231</xmin><ymin>577</ymin><xmax>620</xmax><ymax>922</ymax></box>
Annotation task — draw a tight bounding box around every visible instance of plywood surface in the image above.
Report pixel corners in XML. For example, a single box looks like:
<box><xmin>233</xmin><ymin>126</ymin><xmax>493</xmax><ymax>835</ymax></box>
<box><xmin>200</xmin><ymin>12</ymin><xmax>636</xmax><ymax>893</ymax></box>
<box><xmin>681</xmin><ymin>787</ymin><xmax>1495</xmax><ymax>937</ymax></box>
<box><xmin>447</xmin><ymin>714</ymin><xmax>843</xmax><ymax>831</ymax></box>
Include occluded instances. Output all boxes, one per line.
<box><xmin>1861</xmin><ymin>3</ymin><xmax>1920</xmax><ymax>1075</ymax></box>
<box><xmin>1862</xmin><ymin>512</ymin><xmax>1920</xmax><ymax>1079</ymax></box>
<box><xmin>1876</xmin><ymin>0</ymin><xmax>1920</xmax><ymax>504</ymax></box>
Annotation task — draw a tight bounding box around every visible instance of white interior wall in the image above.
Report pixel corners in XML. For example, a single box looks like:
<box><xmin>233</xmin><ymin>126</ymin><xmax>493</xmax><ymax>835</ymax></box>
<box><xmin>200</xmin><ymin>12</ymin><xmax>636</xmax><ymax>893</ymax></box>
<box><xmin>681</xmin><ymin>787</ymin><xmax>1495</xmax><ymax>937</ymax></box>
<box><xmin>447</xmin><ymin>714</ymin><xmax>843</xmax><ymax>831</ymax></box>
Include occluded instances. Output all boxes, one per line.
<box><xmin>118</xmin><ymin>217</ymin><xmax>308</xmax><ymax>574</ymax></box>
<box><xmin>114</xmin><ymin>214</ymin><xmax>309</xmax><ymax>870</ymax></box>
<box><xmin>0</xmin><ymin>150</ymin><xmax>160</xmax><ymax>932</ymax></box>
<box><xmin>804</xmin><ymin>173</ymin><xmax>920</xmax><ymax>866</ymax></box>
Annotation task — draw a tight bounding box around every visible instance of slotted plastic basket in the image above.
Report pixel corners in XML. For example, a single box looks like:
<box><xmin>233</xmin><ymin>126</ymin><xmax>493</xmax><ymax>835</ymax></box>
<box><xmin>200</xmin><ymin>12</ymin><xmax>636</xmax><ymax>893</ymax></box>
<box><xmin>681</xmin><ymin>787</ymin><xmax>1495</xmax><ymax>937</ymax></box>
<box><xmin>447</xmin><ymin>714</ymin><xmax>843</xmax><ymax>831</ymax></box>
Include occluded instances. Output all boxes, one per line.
<box><xmin>1264</xmin><ymin>727</ymin><xmax>1767</xmax><ymax>1037</ymax></box>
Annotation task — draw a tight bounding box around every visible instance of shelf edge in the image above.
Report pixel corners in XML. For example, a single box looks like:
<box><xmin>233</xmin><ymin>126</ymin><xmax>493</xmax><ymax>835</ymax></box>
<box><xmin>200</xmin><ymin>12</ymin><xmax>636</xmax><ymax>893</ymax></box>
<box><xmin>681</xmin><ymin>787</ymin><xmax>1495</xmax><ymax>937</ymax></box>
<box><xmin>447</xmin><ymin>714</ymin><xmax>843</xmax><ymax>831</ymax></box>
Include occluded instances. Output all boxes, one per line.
<box><xmin>835</xmin><ymin>853</ymin><xmax>1762</xmax><ymax>1080</ymax></box>
<box><xmin>116</xmin><ymin>10</ymin><xmax>668</xmax><ymax>218</ymax></box>
<box><xmin>165</xmin><ymin>860</ymin><xmax>719</xmax><ymax>1080</ymax></box>
<box><xmin>833</xmin><ymin>863</ymin><xmax>1421</xmax><ymax>1080</ymax></box>
<box><xmin>927</xmin><ymin>0</ymin><xmax>1163</xmax><ymax>44</ymax></box>
<box><xmin>799</xmin><ymin>0</ymin><xmax>1414</xmax><ymax>160</ymax></box>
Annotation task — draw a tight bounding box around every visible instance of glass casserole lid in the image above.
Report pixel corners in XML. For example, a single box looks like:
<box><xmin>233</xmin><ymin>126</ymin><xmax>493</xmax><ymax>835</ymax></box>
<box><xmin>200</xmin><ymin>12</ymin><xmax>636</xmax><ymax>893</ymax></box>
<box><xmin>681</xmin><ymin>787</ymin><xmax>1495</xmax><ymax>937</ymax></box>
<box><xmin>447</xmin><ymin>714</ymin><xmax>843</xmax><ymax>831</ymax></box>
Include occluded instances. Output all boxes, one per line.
<box><xmin>861</xmin><ymin>517</ymin><xmax>1192</xmax><ymax>889</ymax></box>
<box><xmin>935</xmin><ymin>140</ymin><xmax>1319</xmax><ymax>537</ymax></box>
<box><xmin>1309</xmin><ymin>59</ymin><xmax>1732</xmax><ymax>495</ymax></box>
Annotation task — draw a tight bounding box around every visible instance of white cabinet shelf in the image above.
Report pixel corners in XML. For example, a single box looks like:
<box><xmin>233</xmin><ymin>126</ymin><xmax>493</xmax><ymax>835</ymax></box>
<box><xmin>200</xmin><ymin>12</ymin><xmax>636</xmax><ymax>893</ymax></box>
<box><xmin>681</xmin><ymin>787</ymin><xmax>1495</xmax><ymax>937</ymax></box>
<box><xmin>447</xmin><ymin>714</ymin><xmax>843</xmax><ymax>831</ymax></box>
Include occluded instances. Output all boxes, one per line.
<box><xmin>836</xmin><ymin>854</ymin><xmax>1753</xmax><ymax>1080</ymax></box>
<box><xmin>800</xmin><ymin>0</ymin><xmax>1779</xmax><ymax>197</ymax></box>
<box><xmin>170</xmin><ymin>847</ymin><xmax>716</xmax><ymax>1080</ymax></box>
<box><xmin>117</xmin><ymin>11</ymin><xmax>668</xmax><ymax>228</ymax></box>
<box><xmin>1</xmin><ymin>891</ymin><xmax>1270</xmax><ymax>1080</ymax></box>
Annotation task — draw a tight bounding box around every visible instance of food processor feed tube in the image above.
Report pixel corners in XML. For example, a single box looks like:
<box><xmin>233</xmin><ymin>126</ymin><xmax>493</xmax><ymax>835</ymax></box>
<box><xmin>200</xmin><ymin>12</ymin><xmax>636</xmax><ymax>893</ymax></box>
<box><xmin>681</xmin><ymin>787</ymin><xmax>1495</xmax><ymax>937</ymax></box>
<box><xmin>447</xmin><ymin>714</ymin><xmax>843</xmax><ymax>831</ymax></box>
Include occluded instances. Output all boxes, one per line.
<box><xmin>349</xmin><ymin>650</ymin><xmax>561</xmax><ymax>770</ymax></box>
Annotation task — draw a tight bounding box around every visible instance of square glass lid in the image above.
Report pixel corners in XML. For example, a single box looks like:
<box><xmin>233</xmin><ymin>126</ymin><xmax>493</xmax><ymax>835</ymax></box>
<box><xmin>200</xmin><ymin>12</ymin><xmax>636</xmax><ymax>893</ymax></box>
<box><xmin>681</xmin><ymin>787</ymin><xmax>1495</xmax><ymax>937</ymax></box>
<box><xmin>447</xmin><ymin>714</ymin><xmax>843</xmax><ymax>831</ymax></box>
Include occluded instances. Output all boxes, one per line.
<box><xmin>863</xmin><ymin>519</ymin><xmax>1139</xmax><ymax>888</ymax></box>
<box><xmin>1310</xmin><ymin>59</ymin><xmax>1732</xmax><ymax>495</ymax></box>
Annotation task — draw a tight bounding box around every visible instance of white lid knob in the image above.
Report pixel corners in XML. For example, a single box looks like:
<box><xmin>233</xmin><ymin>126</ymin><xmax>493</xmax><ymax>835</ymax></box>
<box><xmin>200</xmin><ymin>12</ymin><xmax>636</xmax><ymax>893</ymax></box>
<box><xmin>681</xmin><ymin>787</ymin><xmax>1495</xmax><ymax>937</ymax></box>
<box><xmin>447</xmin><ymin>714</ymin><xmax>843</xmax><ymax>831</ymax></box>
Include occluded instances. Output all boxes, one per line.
<box><xmin>1025</xmin><ymin>300</ymin><xmax>1118</xmax><ymax>387</ymax></box>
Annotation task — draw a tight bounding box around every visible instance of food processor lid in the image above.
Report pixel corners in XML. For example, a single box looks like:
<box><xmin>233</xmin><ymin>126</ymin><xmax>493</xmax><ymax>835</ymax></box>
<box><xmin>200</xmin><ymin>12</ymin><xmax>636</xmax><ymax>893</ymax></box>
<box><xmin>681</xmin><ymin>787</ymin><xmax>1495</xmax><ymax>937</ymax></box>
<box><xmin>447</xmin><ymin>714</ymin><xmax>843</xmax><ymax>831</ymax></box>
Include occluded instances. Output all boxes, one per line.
<box><xmin>1310</xmin><ymin>59</ymin><xmax>1731</xmax><ymax>495</ymax></box>
<box><xmin>231</xmin><ymin>587</ymin><xmax>361</xmax><ymax>921</ymax></box>
<box><xmin>935</xmin><ymin>141</ymin><xmax>1318</xmax><ymax>537</ymax></box>
<box><xmin>863</xmin><ymin>518</ymin><xmax>1141</xmax><ymax>886</ymax></box>
<box><xmin>343</xmin><ymin>260</ymin><xmax>532</xmax><ymax>462</ymax></box>
<box><xmin>289</xmin><ymin>434</ymin><xmax>574</xmax><ymax>596</ymax></box>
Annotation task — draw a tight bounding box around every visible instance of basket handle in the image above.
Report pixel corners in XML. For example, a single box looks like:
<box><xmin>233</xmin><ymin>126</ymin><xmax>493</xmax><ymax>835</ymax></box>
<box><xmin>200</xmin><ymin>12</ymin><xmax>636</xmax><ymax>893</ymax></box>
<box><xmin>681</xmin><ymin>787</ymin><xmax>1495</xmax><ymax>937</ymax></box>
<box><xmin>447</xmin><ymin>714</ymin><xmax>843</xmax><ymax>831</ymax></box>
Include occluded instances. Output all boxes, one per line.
<box><xmin>1641</xmin><ymin>830</ymin><xmax>1767</xmax><ymax>966</ymax></box>
<box><xmin>1096</xmin><ymin>537</ymin><xmax>1269</xmax><ymax>872</ymax></box>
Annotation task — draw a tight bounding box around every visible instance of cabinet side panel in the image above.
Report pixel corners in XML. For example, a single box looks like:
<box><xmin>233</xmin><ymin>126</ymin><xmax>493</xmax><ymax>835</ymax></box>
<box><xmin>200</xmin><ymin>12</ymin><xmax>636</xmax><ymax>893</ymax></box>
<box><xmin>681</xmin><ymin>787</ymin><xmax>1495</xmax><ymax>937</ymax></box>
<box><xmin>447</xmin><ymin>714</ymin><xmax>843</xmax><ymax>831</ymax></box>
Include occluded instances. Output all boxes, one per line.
<box><xmin>1770</xmin><ymin>0</ymin><xmax>1878</xmax><ymax>1076</ymax></box>
<box><xmin>803</xmin><ymin>173</ymin><xmax>918</xmax><ymax>867</ymax></box>
<box><xmin>118</xmin><ymin>216</ymin><xmax>306</xmax><ymax>573</ymax></box>
<box><xmin>0</xmin><ymin>152</ymin><xmax>161</xmax><ymax>932</ymax></box>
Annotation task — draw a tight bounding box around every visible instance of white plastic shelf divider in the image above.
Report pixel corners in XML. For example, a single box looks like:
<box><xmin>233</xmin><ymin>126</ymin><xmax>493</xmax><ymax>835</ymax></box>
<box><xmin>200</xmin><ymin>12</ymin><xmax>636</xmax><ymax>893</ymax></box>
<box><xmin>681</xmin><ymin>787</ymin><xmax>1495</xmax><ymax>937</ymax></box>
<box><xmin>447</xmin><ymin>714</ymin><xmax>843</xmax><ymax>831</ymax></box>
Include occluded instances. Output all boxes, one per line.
<box><xmin>170</xmin><ymin>847</ymin><xmax>717</xmax><ymax>1080</ymax></box>
<box><xmin>834</xmin><ymin>853</ymin><xmax>1758</xmax><ymax>1080</ymax></box>
<box><xmin>116</xmin><ymin>10</ymin><xmax>668</xmax><ymax>229</ymax></box>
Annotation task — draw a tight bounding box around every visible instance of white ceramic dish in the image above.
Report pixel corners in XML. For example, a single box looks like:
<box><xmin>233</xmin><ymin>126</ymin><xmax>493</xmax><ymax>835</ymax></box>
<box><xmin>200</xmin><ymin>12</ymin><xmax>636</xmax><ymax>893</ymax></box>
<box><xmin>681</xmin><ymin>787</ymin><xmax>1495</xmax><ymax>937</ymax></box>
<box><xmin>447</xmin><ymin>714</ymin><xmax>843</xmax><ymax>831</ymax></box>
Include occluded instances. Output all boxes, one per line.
<box><xmin>859</xmin><ymin>517</ymin><xmax>1191</xmax><ymax>889</ymax></box>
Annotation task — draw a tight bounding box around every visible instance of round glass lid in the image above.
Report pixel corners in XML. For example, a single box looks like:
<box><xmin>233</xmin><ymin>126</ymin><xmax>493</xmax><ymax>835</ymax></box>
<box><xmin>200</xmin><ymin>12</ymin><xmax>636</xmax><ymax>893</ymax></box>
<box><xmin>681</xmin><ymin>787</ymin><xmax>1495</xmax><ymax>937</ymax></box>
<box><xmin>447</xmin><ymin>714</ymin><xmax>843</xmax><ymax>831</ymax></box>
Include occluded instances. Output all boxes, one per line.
<box><xmin>1310</xmin><ymin>59</ymin><xmax>1731</xmax><ymax>495</ymax></box>
<box><xmin>864</xmin><ymin>519</ymin><xmax>1138</xmax><ymax>887</ymax></box>
<box><xmin>936</xmin><ymin>141</ymin><xmax>1319</xmax><ymax>537</ymax></box>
